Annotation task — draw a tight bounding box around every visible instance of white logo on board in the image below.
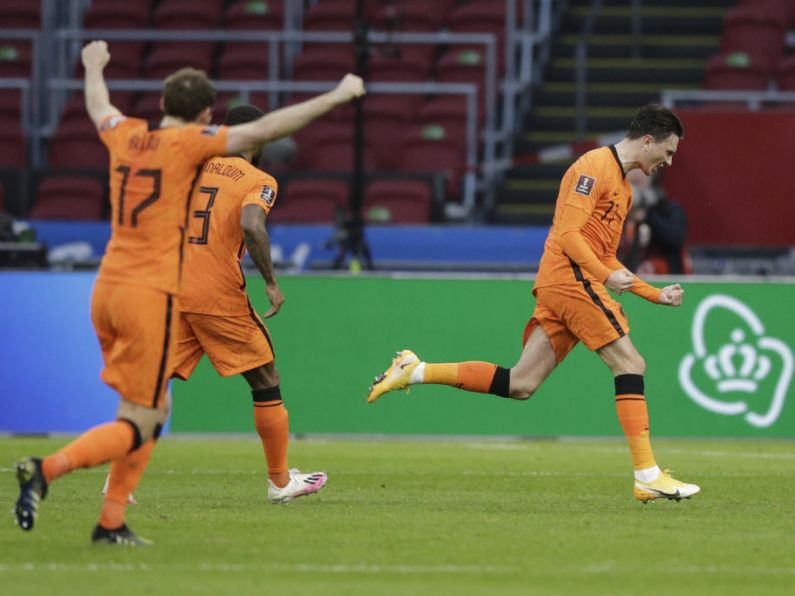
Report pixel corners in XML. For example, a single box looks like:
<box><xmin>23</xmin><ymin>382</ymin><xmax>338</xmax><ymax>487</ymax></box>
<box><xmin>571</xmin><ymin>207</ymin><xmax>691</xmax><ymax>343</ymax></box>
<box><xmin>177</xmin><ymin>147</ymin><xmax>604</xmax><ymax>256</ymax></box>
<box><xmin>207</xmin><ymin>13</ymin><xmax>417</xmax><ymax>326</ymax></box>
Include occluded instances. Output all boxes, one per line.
<box><xmin>678</xmin><ymin>294</ymin><xmax>793</xmax><ymax>428</ymax></box>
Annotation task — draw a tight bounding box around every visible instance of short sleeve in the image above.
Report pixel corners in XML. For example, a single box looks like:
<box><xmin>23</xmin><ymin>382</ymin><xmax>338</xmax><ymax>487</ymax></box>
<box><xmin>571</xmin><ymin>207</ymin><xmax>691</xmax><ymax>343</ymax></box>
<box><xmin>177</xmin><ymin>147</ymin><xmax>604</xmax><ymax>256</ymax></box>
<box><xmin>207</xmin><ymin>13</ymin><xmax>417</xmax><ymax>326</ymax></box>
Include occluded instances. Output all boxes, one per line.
<box><xmin>97</xmin><ymin>114</ymin><xmax>131</xmax><ymax>150</ymax></box>
<box><xmin>181</xmin><ymin>125</ymin><xmax>229</xmax><ymax>165</ymax></box>
<box><xmin>241</xmin><ymin>174</ymin><xmax>279</xmax><ymax>214</ymax></box>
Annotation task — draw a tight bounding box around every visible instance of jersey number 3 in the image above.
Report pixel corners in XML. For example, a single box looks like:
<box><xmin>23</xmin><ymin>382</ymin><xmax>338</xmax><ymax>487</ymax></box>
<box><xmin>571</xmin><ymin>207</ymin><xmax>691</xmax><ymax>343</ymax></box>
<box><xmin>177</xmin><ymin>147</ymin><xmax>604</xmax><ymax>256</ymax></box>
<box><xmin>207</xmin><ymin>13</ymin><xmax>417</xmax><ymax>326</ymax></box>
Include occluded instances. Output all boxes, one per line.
<box><xmin>189</xmin><ymin>186</ymin><xmax>218</xmax><ymax>245</ymax></box>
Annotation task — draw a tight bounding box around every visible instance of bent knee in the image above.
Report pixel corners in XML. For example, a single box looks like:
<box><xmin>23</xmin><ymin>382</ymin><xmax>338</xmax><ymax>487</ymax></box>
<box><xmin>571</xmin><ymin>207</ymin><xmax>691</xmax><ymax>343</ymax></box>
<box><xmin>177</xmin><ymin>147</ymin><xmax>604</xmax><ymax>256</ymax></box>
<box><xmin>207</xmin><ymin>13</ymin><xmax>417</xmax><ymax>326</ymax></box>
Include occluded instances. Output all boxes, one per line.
<box><xmin>508</xmin><ymin>375</ymin><xmax>539</xmax><ymax>400</ymax></box>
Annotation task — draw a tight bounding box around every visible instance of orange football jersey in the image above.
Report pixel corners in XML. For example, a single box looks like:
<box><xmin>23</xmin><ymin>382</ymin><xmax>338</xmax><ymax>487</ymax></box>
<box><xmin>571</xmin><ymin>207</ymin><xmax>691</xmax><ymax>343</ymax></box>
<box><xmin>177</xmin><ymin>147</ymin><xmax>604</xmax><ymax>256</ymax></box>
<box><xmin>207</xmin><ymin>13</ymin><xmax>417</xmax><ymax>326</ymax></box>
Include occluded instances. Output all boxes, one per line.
<box><xmin>179</xmin><ymin>156</ymin><xmax>278</xmax><ymax>315</ymax></box>
<box><xmin>97</xmin><ymin>116</ymin><xmax>228</xmax><ymax>294</ymax></box>
<box><xmin>534</xmin><ymin>146</ymin><xmax>632</xmax><ymax>290</ymax></box>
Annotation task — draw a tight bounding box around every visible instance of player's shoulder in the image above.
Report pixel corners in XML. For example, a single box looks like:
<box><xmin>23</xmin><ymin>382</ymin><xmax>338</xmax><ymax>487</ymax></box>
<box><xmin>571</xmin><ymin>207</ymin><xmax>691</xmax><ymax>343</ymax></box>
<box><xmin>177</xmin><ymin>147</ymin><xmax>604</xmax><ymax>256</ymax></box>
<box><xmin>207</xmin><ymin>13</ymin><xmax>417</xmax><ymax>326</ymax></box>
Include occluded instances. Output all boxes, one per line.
<box><xmin>99</xmin><ymin>113</ymin><xmax>145</xmax><ymax>133</ymax></box>
<box><xmin>180</xmin><ymin>123</ymin><xmax>225</xmax><ymax>139</ymax></box>
<box><xmin>575</xmin><ymin>146</ymin><xmax>613</xmax><ymax>169</ymax></box>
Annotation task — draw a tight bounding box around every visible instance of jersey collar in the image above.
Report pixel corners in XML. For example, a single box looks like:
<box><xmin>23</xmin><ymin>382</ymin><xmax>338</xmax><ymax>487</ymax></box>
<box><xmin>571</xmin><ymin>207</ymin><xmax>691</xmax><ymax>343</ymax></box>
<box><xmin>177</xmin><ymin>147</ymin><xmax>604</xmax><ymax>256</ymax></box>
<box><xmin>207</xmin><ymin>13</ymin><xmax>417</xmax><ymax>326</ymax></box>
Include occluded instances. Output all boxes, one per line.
<box><xmin>609</xmin><ymin>145</ymin><xmax>626</xmax><ymax>178</ymax></box>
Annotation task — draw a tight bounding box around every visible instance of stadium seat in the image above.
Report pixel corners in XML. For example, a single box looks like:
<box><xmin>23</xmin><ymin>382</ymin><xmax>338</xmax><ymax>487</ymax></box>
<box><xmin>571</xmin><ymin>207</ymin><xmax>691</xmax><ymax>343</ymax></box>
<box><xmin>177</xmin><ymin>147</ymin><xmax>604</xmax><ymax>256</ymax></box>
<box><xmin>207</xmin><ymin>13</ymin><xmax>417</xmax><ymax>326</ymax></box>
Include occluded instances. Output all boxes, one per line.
<box><xmin>218</xmin><ymin>43</ymin><xmax>273</xmax><ymax>80</ymax></box>
<box><xmin>302</xmin><ymin>0</ymin><xmax>375</xmax><ymax>31</ymax></box>
<box><xmin>363</xmin><ymin>94</ymin><xmax>421</xmax><ymax>168</ymax></box>
<box><xmin>31</xmin><ymin>177</ymin><xmax>106</xmax><ymax>221</ymax></box>
<box><xmin>418</xmin><ymin>95</ymin><xmax>477</xmax><ymax>129</ymax></box>
<box><xmin>364</xmin><ymin>179</ymin><xmax>432</xmax><ymax>224</ymax></box>
<box><xmin>130</xmin><ymin>93</ymin><xmax>164</xmax><ymax>122</ymax></box>
<box><xmin>60</xmin><ymin>92</ymin><xmax>135</xmax><ymax>126</ymax></box>
<box><xmin>154</xmin><ymin>0</ymin><xmax>224</xmax><ymax>29</ymax></box>
<box><xmin>0</xmin><ymin>0</ymin><xmax>41</xmax><ymax>28</ymax></box>
<box><xmin>48</xmin><ymin>128</ymin><xmax>109</xmax><ymax>169</ymax></box>
<box><xmin>83</xmin><ymin>1</ymin><xmax>152</xmax><ymax>29</ymax></box>
<box><xmin>737</xmin><ymin>0</ymin><xmax>795</xmax><ymax>25</ymax></box>
<box><xmin>398</xmin><ymin>124</ymin><xmax>465</xmax><ymax>198</ymax></box>
<box><xmin>0</xmin><ymin>124</ymin><xmax>26</xmax><ymax>167</ymax></box>
<box><xmin>0</xmin><ymin>90</ymin><xmax>22</xmax><ymax>124</ymax></box>
<box><xmin>720</xmin><ymin>6</ymin><xmax>788</xmax><ymax>72</ymax></box>
<box><xmin>368</xmin><ymin>52</ymin><xmax>432</xmax><ymax>83</ymax></box>
<box><xmin>448</xmin><ymin>1</ymin><xmax>511</xmax><ymax>72</ymax></box>
<box><xmin>436</xmin><ymin>47</ymin><xmax>490</xmax><ymax>119</ymax></box>
<box><xmin>776</xmin><ymin>55</ymin><xmax>795</xmax><ymax>91</ymax></box>
<box><xmin>145</xmin><ymin>43</ymin><xmax>216</xmax><ymax>79</ymax></box>
<box><xmin>225</xmin><ymin>0</ymin><xmax>283</xmax><ymax>30</ymax></box>
<box><xmin>311</xmin><ymin>129</ymin><xmax>379</xmax><ymax>171</ymax></box>
<box><xmin>0</xmin><ymin>41</ymin><xmax>32</xmax><ymax>78</ymax></box>
<box><xmin>292</xmin><ymin>46</ymin><xmax>354</xmax><ymax>80</ymax></box>
<box><xmin>375</xmin><ymin>1</ymin><xmax>456</xmax><ymax>32</ymax></box>
<box><xmin>704</xmin><ymin>52</ymin><xmax>770</xmax><ymax>90</ymax></box>
<box><xmin>292</xmin><ymin>121</ymin><xmax>350</xmax><ymax>168</ymax></box>
<box><xmin>270</xmin><ymin>179</ymin><xmax>349</xmax><ymax>223</ymax></box>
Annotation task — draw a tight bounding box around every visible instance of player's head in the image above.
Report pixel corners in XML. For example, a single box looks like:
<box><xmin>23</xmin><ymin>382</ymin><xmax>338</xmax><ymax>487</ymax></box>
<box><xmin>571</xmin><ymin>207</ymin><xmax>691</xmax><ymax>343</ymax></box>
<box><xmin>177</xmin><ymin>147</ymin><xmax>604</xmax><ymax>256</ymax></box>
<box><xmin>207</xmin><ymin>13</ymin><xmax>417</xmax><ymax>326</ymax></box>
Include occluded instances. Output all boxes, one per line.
<box><xmin>627</xmin><ymin>104</ymin><xmax>684</xmax><ymax>176</ymax></box>
<box><xmin>162</xmin><ymin>68</ymin><xmax>216</xmax><ymax>125</ymax></box>
<box><xmin>224</xmin><ymin>104</ymin><xmax>266</xmax><ymax>164</ymax></box>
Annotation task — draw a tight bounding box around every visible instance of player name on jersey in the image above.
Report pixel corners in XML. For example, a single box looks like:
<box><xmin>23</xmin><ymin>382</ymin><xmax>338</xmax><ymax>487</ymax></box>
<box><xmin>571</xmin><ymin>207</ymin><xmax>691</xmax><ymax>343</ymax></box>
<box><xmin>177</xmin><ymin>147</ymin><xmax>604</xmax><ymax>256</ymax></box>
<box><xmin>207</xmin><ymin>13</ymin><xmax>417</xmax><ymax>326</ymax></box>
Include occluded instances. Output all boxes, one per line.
<box><xmin>202</xmin><ymin>160</ymin><xmax>247</xmax><ymax>182</ymax></box>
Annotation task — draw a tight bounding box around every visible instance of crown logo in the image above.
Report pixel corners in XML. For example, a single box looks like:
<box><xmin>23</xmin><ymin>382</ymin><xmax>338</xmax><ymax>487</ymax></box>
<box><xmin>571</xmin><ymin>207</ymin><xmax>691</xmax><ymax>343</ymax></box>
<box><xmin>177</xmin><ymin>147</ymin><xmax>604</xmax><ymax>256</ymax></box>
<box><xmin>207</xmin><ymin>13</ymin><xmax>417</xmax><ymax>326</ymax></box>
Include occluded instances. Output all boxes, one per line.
<box><xmin>678</xmin><ymin>295</ymin><xmax>793</xmax><ymax>428</ymax></box>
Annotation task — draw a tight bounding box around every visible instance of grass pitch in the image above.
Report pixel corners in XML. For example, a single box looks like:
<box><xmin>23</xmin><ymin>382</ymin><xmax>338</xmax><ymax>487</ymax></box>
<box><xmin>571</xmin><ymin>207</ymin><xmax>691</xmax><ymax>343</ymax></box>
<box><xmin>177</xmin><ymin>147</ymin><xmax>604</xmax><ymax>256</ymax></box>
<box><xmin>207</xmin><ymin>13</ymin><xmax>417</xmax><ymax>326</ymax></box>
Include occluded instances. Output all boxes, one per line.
<box><xmin>1</xmin><ymin>436</ymin><xmax>794</xmax><ymax>595</ymax></box>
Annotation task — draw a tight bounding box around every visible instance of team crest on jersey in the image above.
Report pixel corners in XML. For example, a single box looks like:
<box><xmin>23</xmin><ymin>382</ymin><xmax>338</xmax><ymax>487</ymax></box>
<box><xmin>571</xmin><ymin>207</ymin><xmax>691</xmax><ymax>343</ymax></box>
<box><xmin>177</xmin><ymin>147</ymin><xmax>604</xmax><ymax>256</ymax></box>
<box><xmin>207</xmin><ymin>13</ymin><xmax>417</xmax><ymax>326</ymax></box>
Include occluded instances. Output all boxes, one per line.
<box><xmin>201</xmin><ymin>125</ymin><xmax>221</xmax><ymax>136</ymax></box>
<box><xmin>99</xmin><ymin>115</ymin><xmax>126</xmax><ymax>131</ymax></box>
<box><xmin>575</xmin><ymin>175</ymin><xmax>596</xmax><ymax>196</ymax></box>
<box><xmin>259</xmin><ymin>185</ymin><xmax>276</xmax><ymax>206</ymax></box>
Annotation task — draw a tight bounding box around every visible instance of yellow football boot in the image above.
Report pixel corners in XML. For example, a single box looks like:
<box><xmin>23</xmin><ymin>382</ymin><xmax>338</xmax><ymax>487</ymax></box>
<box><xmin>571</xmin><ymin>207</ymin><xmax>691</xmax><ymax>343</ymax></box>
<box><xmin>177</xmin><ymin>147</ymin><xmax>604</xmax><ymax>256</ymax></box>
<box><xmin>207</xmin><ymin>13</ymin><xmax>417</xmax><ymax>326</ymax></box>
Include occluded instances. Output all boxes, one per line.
<box><xmin>367</xmin><ymin>350</ymin><xmax>420</xmax><ymax>403</ymax></box>
<box><xmin>634</xmin><ymin>469</ymin><xmax>700</xmax><ymax>503</ymax></box>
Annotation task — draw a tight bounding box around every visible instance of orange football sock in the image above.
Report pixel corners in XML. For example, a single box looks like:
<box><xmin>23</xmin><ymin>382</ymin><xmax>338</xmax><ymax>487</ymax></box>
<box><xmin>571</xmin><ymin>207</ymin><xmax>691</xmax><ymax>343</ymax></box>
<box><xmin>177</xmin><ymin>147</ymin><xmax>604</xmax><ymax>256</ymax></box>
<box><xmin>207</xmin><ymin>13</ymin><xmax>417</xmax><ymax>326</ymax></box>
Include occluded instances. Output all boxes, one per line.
<box><xmin>423</xmin><ymin>362</ymin><xmax>502</xmax><ymax>394</ymax></box>
<box><xmin>252</xmin><ymin>387</ymin><xmax>290</xmax><ymax>487</ymax></box>
<box><xmin>614</xmin><ymin>374</ymin><xmax>657</xmax><ymax>470</ymax></box>
<box><xmin>99</xmin><ymin>438</ymin><xmax>156</xmax><ymax>529</ymax></box>
<box><xmin>42</xmin><ymin>421</ymin><xmax>135</xmax><ymax>483</ymax></box>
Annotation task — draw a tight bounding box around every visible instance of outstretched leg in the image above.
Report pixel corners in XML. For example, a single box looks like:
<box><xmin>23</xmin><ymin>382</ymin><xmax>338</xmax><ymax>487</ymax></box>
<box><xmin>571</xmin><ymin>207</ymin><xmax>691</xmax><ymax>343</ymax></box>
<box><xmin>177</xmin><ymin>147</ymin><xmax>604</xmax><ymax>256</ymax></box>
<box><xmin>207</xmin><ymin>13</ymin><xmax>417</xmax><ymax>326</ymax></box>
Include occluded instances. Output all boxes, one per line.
<box><xmin>367</xmin><ymin>325</ymin><xmax>559</xmax><ymax>403</ymax></box>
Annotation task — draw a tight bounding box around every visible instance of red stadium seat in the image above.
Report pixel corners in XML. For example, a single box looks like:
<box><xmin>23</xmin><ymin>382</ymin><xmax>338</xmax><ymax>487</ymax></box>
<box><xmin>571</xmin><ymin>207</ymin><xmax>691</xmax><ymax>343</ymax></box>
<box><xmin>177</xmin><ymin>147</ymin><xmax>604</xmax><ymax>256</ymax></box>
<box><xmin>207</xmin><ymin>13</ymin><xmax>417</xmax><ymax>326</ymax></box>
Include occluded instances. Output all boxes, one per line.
<box><xmin>363</xmin><ymin>95</ymin><xmax>422</xmax><ymax>168</ymax></box>
<box><xmin>271</xmin><ymin>179</ymin><xmax>349</xmax><ymax>224</ymax></box>
<box><xmin>721</xmin><ymin>6</ymin><xmax>788</xmax><ymax>72</ymax></box>
<box><xmin>776</xmin><ymin>55</ymin><xmax>795</xmax><ymax>91</ymax></box>
<box><xmin>302</xmin><ymin>0</ymin><xmax>375</xmax><ymax>31</ymax></box>
<box><xmin>368</xmin><ymin>53</ymin><xmax>431</xmax><ymax>83</ymax></box>
<box><xmin>311</xmin><ymin>129</ymin><xmax>379</xmax><ymax>171</ymax></box>
<box><xmin>0</xmin><ymin>90</ymin><xmax>22</xmax><ymax>123</ymax></box>
<box><xmin>292</xmin><ymin>46</ymin><xmax>354</xmax><ymax>80</ymax></box>
<box><xmin>436</xmin><ymin>47</ymin><xmax>490</xmax><ymax>119</ymax></box>
<box><xmin>130</xmin><ymin>93</ymin><xmax>164</xmax><ymax>122</ymax></box>
<box><xmin>448</xmin><ymin>1</ymin><xmax>510</xmax><ymax>72</ymax></box>
<box><xmin>0</xmin><ymin>41</ymin><xmax>32</xmax><ymax>78</ymax></box>
<box><xmin>737</xmin><ymin>0</ymin><xmax>795</xmax><ymax>25</ymax></box>
<box><xmin>374</xmin><ymin>1</ymin><xmax>453</xmax><ymax>32</ymax></box>
<box><xmin>0</xmin><ymin>123</ymin><xmax>27</xmax><ymax>167</ymax></box>
<box><xmin>31</xmin><ymin>177</ymin><xmax>106</xmax><ymax>221</ymax></box>
<box><xmin>398</xmin><ymin>124</ymin><xmax>466</xmax><ymax>198</ymax></box>
<box><xmin>218</xmin><ymin>43</ymin><xmax>273</xmax><ymax>80</ymax></box>
<box><xmin>225</xmin><ymin>0</ymin><xmax>283</xmax><ymax>30</ymax></box>
<box><xmin>48</xmin><ymin>127</ymin><xmax>109</xmax><ymax>169</ymax></box>
<box><xmin>83</xmin><ymin>1</ymin><xmax>152</xmax><ymax>29</ymax></box>
<box><xmin>145</xmin><ymin>43</ymin><xmax>216</xmax><ymax>79</ymax></box>
<box><xmin>60</xmin><ymin>92</ymin><xmax>135</xmax><ymax>126</ymax></box>
<box><xmin>705</xmin><ymin>52</ymin><xmax>770</xmax><ymax>90</ymax></box>
<box><xmin>153</xmin><ymin>0</ymin><xmax>223</xmax><ymax>29</ymax></box>
<box><xmin>0</xmin><ymin>0</ymin><xmax>41</xmax><ymax>28</ymax></box>
<box><xmin>364</xmin><ymin>179</ymin><xmax>432</xmax><ymax>224</ymax></box>
<box><xmin>418</xmin><ymin>95</ymin><xmax>478</xmax><ymax>130</ymax></box>
<box><xmin>292</xmin><ymin>121</ymin><xmax>350</xmax><ymax>167</ymax></box>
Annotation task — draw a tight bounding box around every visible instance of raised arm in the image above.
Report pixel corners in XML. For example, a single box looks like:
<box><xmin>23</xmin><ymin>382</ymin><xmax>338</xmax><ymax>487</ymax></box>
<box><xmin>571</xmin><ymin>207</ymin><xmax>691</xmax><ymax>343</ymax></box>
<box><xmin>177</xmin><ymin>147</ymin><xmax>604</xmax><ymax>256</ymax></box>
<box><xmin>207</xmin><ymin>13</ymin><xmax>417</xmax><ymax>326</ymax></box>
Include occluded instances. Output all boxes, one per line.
<box><xmin>82</xmin><ymin>41</ymin><xmax>122</xmax><ymax>128</ymax></box>
<box><xmin>225</xmin><ymin>74</ymin><xmax>365</xmax><ymax>156</ymax></box>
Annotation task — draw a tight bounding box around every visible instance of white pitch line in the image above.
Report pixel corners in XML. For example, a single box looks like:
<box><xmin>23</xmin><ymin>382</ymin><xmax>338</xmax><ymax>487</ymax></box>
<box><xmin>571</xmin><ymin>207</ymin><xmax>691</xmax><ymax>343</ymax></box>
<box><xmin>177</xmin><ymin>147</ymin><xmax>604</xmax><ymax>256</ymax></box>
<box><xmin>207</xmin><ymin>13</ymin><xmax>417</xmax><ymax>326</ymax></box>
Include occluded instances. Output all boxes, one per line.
<box><xmin>0</xmin><ymin>562</ymin><xmax>513</xmax><ymax>575</ymax></box>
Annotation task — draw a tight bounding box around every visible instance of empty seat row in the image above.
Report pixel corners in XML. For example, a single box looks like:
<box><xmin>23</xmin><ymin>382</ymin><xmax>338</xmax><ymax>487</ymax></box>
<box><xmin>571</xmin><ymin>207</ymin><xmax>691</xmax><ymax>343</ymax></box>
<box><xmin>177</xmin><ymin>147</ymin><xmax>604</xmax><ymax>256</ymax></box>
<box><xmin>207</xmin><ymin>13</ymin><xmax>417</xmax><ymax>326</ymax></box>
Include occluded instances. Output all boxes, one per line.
<box><xmin>25</xmin><ymin>175</ymin><xmax>433</xmax><ymax>224</ymax></box>
<box><xmin>705</xmin><ymin>53</ymin><xmax>795</xmax><ymax>91</ymax></box>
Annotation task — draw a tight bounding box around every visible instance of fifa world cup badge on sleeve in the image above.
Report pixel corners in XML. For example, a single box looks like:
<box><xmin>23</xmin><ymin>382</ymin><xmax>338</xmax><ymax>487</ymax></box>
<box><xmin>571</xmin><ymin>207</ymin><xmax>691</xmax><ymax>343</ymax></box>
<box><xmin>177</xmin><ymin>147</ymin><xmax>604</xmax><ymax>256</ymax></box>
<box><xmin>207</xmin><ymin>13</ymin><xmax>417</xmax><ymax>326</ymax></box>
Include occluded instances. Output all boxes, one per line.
<box><xmin>575</xmin><ymin>175</ymin><xmax>595</xmax><ymax>196</ymax></box>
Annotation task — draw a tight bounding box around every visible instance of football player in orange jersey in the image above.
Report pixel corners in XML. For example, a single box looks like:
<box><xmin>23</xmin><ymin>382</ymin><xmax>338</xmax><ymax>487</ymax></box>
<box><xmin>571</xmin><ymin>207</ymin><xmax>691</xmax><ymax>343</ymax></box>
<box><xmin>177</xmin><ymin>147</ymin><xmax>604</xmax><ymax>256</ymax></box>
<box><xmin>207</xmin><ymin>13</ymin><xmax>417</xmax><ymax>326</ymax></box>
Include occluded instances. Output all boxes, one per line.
<box><xmin>170</xmin><ymin>104</ymin><xmax>327</xmax><ymax>504</ymax></box>
<box><xmin>14</xmin><ymin>40</ymin><xmax>364</xmax><ymax>544</ymax></box>
<box><xmin>367</xmin><ymin>104</ymin><xmax>700</xmax><ymax>503</ymax></box>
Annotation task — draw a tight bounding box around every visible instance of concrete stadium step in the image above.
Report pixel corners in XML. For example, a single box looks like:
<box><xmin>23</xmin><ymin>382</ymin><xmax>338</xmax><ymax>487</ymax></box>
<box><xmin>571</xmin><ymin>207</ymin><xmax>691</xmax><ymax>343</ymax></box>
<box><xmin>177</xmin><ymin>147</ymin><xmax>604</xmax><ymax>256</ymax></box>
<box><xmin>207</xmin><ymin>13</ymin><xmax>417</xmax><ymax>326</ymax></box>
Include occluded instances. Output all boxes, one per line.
<box><xmin>533</xmin><ymin>81</ymin><xmax>700</xmax><ymax>109</ymax></box>
<box><xmin>562</xmin><ymin>5</ymin><xmax>728</xmax><ymax>36</ymax></box>
<box><xmin>546</xmin><ymin>57</ymin><xmax>706</xmax><ymax>84</ymax></box>
<box><xmin>555</xmin><ymin>34</ymin><xmax>720</xmax><ymax>60</ymax></box>
<box><xmin>513</xmin><ymin>130</ymin><xmax>617</xmax><ymax>154</ymax></box>
<box><xmin>524</xmin><ymin>106</ymin><xmax>636</xmax><ymax>132</ymax></box>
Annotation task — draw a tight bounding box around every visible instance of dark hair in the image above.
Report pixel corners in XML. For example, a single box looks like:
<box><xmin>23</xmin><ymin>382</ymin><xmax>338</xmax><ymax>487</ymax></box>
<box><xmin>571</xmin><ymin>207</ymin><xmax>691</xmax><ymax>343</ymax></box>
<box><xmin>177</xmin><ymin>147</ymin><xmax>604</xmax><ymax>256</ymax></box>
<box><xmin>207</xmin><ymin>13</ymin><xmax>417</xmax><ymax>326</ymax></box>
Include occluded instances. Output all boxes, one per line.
<box><xmin>162</xmin><ymin>68</ymin><xmax>216</xmax><ymax>122</ymax></box>
<box><xmin>627</xmin><ymin>104</ymin><xmax>684</xmax><ymax>141</ymax></box>
<box><xmin>223</xmin><ymin>104</ymin><xmax>265</xmax><ymax>126</ymax></box>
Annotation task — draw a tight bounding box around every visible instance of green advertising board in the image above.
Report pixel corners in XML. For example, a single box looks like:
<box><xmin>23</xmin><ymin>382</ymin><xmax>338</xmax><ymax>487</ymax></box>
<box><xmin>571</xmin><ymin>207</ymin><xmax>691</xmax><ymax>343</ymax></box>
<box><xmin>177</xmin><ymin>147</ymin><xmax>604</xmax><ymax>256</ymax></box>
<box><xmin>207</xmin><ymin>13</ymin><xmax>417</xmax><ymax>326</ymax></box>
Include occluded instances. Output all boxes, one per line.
<box><xmin>171</xmin><ymin>276</ymin><xmax>795</xmax><ymax>438</ymax></box>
